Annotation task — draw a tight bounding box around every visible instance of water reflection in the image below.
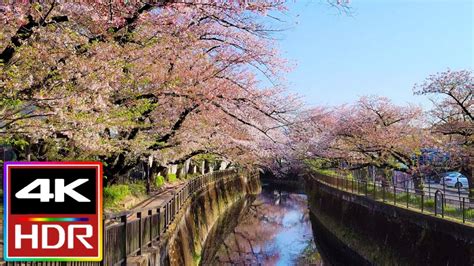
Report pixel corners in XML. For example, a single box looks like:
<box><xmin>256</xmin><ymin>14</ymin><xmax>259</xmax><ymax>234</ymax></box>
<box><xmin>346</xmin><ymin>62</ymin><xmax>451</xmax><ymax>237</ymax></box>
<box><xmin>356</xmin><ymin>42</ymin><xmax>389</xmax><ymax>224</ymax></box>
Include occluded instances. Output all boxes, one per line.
<box><xmin>210</xmin><ymin>186</ymin><xmax>323</xmax><ymax>265</ymax></box>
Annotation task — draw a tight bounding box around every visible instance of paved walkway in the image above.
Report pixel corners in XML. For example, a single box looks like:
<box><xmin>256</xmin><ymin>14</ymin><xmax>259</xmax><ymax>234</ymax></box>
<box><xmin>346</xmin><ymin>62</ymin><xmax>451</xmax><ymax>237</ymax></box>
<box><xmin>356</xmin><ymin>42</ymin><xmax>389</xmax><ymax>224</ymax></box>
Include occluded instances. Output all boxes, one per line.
<box><xmin>126</xmin><ymin>181</ymin><xmax>187</xmax><ymax>214</ymax></box>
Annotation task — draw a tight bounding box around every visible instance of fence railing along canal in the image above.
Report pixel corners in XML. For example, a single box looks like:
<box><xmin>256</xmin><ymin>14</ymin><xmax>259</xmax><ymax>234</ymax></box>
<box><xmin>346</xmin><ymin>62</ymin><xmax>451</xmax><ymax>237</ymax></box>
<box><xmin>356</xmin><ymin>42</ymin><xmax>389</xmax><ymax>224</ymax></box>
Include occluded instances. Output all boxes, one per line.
<box><xmin>2</xmin><ymin>168</ymin><xmax>248</xmax><ymax>266</ymax></box>
<box><xmin>311</xmin><ymin>173</ymin><xmax>474</xmax><ymax>225</ymax></box>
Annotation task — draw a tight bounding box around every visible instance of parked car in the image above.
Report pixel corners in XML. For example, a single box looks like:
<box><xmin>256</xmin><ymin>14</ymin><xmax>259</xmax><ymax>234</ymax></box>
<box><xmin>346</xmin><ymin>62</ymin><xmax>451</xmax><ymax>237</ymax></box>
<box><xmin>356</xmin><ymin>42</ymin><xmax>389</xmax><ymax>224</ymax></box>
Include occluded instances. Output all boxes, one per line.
<box><xmin>440</xmin><ymin>172</ymin><xmax>469</xmax><ymax>189</ymax></box>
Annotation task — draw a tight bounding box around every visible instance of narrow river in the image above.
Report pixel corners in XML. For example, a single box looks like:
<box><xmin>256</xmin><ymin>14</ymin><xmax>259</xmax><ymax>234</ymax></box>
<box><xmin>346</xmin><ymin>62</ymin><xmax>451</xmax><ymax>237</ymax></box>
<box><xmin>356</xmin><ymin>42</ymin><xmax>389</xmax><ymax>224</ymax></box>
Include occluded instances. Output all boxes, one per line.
<box><xmin>203</xmin><ymin>183</ymin><xmax>326</xmax><ymax>265</ymax></box>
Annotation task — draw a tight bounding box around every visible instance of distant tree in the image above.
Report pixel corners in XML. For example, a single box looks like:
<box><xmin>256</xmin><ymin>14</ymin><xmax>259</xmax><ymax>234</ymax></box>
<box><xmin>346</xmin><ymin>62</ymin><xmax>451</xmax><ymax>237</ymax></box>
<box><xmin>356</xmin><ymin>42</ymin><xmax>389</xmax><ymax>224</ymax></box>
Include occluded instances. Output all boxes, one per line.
<box><xmin>294</xmin><ymin>96</ymin><xmax>433</xmax><ymax>189</ymax></box>
<box><xmin>414</xmin><ymin>69</ymin><xmax>473</xmax><ymax>195</ymax></box>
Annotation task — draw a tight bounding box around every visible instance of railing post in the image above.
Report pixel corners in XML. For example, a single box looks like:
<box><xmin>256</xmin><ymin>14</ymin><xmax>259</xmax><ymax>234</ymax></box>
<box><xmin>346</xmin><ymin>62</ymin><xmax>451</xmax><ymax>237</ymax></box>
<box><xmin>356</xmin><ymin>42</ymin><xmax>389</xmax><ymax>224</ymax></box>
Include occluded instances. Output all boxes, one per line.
<box><xmin>382</xmin><ymin>185</ymin><xmax>385</xmax><ymax>202</ymax></box>
<box><xmin>171</xmin><ymin>197</ymin><xmax>175</xmax><ymax>220</ymax></box>
<box><xmin>121</xmin><ymin>215</ymin><xmax>127</xmax><ymax>263</ymax></box>
<box><xmin>148</xmin><ymin>209</ymin><xmax>153</xmax><ymax>247</ymax></box>
<box><xmin>164</xmin><ymin>203</ymin><xmax>167</xmax><ymax>229</ymax></box>
<box><xmin>137</xmin><ymin>211</ymin><xmax>142</xmax><ymax>255</ymax></box>
<box><xmin>166</xmin><ymin>202</ymin><xmax>169</xmax><ymax>228</ymax></box>
<box><xmin>393</xmin><ymin>184</ymin><xmax>396</xmax><ymax>205</ymax></box>
<box><xmin>443</xmin><ymin>181</ymin><xmax>446</xmax><ymax>202</ymax></box>
<box><xmin>462</xmin><ymin>197</ymin><xmax>465</xmax><ymax>223</ymax></box>
<box><xmin>175</xmin><ymin>194</ymin><xmax>178</xmax><ymax>215</ymax></box>
<box><xmin>428</xmin><ymin>181</ymin><xmax>431</xmax><ymax>199</ymax></box>
<box><xmin>365</xmin><ymin>180</ymin><xmax>368</xmax><ymax>196</ymax></box>
<box><xmin>406</xmin><ymin>185</ymin><xmax>409</xmax><ymax>208</ymax></box>
<box><xmin>442</xmin><ymin>198</ymin><xmax>445</xmax><ymax>218</ymax></box>
<box><xmin>373</xmin><ymin>181</ymin><xmax>376</xmax><ymax>199</ymax></box>
<box><xmin>421</xmin><ymin>194</ymin><xmax>424</xmax><ymax>213</ymax></box>
<box><xmin>176</xmin><ymin>191</ymin><xmax>179</xmax><ymax>211</ymax></box>
<box><xmin>157</xmin><ymin>207</ymin><xmax>161</xmax><ymax>238</ymax></box>
<box><xmin>458</xmin><ymin>185</ymin><xmax>462</xmax><ymax>209</ymax></box>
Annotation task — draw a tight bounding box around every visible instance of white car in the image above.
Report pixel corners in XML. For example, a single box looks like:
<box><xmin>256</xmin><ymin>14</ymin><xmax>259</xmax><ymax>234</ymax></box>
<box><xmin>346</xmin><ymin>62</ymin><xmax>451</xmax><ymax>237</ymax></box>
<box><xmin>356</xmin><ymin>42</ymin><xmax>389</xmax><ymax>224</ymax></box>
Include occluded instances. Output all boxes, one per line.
<box><xmin>440</xmin><ymin>172</ymin><xmax>469</xmax><ymax>189</ymax></box>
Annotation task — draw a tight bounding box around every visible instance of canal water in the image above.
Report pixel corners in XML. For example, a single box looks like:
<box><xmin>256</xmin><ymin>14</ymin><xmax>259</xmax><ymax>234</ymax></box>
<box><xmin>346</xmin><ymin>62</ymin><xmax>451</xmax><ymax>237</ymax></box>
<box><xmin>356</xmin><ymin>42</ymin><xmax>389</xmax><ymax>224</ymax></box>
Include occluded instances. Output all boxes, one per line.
<box><xmin>204</xmin><ymin>183</ymin><xmax>325</xmax><ymax>265</ymax></box>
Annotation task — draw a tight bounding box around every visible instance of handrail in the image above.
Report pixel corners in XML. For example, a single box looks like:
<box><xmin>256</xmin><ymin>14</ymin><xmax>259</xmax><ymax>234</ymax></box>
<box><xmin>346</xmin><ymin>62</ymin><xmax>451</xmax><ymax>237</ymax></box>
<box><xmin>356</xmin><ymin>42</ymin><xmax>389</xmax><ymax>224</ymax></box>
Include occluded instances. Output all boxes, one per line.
<box><xmin>104</xmin><ymin>169</ymin><xmax>226</xmax><ymax>220</ymax></box>
<box><xmin>1</xmin><ymin>168</ymin><xmax>253</xmax><ymax>266</ymax></box>
<box><xmin>104</xmin><ymin>168</ymin><xmax>239</xmax><ymax>220</ymax></box>
<box><xmin>310</xmin><ymin>173</ymin><xmax>474</xmax><ymax>225</ymax></box>
<box><xmin>101</xmin><ymin>168</ymin><xmax>251</xmax><ymax>265</ymax></box>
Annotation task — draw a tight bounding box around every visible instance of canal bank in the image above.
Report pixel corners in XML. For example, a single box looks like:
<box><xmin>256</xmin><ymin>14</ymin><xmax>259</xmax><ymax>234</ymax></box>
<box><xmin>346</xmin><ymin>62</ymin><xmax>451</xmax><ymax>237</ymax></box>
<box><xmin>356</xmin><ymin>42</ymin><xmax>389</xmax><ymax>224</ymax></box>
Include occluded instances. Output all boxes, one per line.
<box><xmin>156</xmin><ymin>169</ymin><xmax>261</xmax><ymax>265</ymax></box>
<box><xmin>306</xmin><ymin>173</ymin><xmax>474</xmax><ymax>265</ymax></box>
<box><xmin>128</xmin><ymin>173</ymin><xmax>327</xmax><ymax>266</ymax></box>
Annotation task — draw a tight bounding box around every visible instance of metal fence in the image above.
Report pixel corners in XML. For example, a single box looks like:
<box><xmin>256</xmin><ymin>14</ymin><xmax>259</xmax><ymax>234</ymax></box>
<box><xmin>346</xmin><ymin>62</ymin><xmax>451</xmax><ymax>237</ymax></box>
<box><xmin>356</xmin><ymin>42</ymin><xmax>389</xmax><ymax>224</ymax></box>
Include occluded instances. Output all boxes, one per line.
<box><xmin>2</xmin><ymin>168</ymin><xmax>247</xmax><ymax>266</ymax></box>
<box><xmin>311</xmin><ymin>173</ymin><xmax>474</xmax><ymax>224</ymax></box>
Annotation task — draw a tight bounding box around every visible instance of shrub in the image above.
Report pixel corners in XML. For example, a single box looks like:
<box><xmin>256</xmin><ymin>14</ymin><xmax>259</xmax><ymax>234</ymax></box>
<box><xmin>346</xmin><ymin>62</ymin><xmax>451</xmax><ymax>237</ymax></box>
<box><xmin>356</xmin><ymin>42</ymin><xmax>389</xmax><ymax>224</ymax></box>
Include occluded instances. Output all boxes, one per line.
<box><xmin>465</xmin><ymin>209</ymin><xmax>474</xmax><ymax>219</ymax></box>
<box><xmin>424</xmin><ymin>199</ymin><xmax>435</xmax><ymax>208</ymax></box>
<box><xmin>103</xmin><ymin>182</ymin><xmax>146</xmax><ymax>208</ymax></box>
<box><xmin>129</xmin><ymin>181</ymin><xmax>146</xmax><ymax>196</ymax></box>
<box><xmin>104</xmin><ymin>184</ymin><xmax>130</xmax><ymax>206</ymax></box>
<box><xmin>315</xmin><ymin>169</ymin><xmax>338</xmax><ymax>177</ymax></box>
<box><xmin>167</xmin><ymin>173</ymin><xmax>177</xmax><ymax>183</ymax></box>
<box><xmin>154</xmin><ymin>175</ymin><xmax>165</xmax><ymax>188</ymax></box>
<box><xmin>346</xmin><ymin>173</ymin><xmax>354</xmax><ymax>180</ymax></box>
<box><xmin>444</xmin><ymin>206</ymin><xmax>459</xmax><ymax>216</ymax></box>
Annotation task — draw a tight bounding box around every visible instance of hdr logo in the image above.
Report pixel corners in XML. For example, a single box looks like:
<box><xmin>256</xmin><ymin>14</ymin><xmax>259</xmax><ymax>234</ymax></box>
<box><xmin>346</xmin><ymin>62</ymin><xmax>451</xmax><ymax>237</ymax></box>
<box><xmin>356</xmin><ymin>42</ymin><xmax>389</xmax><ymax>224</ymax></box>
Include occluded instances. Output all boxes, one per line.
<box><xmin>3</xmin><ymin>162</ymin><xmax>103</xmax><ymax>261</ymax></box>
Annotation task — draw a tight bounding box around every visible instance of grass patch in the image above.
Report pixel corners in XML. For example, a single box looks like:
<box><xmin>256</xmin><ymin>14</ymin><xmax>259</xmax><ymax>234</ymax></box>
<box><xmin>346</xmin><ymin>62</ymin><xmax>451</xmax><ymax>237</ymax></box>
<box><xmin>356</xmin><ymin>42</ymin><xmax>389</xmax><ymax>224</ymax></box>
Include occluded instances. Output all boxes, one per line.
<box><xmin>315</xmin><ymin>169</ymin><xmax>338</xmax><ymax>177</ymax></box>
<box><xmin>129</xmin><ymin>181</ymin><xmax>146</xmax><ymax>196</ymax></box>
<box><xmin>327</xmin><ymin>173</ymin><xmax>474</xmax><ymax>224</ymax></box>
<box><xmin>104</xmin><ymin>181</ymin><xmax>146</xmax><ymax>210</ymax></box>
<box><xmin>424</xmin><ymin>198</ymin><xmax>435</xmax><ymax>208</ymax></box>
<box><xmin>183</xmin><ymin>172</ymin><xmax>200</xmax><ymax>179</ymax></box>
<box><xmin>465</xmin><ymin>209</ymin><xmax>474</xmax><ymax>219</ymax></box>
<box><xmin>381</xmin><ymin>192</ymin><xmax>474</xmax><ymax>222</ymax></box>
<box><xmin>104</xmin><ymin>184</ymin><xmax>130</xmax><ymax>205</ymax></box>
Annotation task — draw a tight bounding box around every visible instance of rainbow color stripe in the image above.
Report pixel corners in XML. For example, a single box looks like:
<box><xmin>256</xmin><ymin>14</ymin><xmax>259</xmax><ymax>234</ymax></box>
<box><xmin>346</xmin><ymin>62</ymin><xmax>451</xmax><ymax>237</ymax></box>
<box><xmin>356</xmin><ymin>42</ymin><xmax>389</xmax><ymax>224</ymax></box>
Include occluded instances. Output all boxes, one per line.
<box><xmin>19</xmin><ymin>217</ymin><xmax>89</xmax><ymax>222</ymax></box>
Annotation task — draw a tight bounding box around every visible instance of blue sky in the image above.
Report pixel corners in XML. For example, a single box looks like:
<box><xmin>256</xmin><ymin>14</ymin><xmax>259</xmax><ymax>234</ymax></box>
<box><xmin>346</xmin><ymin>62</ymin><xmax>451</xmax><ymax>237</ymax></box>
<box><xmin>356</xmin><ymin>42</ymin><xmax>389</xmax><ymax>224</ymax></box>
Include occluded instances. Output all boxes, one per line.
<box><xmin>273</xmin><ymin>0</ymin><xmax>473</xmax><ymax>108</ymax></box>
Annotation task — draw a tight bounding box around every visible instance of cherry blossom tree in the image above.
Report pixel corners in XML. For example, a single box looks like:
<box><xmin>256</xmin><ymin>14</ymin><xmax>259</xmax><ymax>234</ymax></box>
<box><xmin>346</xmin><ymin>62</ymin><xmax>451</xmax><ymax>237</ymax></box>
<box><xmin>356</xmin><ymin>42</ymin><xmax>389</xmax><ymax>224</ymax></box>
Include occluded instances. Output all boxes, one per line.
<box><xmin>414</xmin><ymin>69</ymin><xmax>473</xmax><ymax>194</ymax></box>
<box><xmin>0</xmin><ymin>1</ymin><xmax>300</xmax><ymax>189</ymax></box>
<box><xmin>293</xmin><ymin>96</ymin><xmax>433</xmax><ymax>188</ymax></box>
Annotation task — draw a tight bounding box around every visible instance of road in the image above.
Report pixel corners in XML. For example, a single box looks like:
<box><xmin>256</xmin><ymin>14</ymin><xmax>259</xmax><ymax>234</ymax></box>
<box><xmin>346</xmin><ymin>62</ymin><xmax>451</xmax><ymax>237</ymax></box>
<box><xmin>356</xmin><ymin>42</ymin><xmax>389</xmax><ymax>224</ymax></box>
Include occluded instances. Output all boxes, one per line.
<box><xmin>423</xmin><ymin>183</ymin><xmax>468</xmax><ymax>198</ymax></box>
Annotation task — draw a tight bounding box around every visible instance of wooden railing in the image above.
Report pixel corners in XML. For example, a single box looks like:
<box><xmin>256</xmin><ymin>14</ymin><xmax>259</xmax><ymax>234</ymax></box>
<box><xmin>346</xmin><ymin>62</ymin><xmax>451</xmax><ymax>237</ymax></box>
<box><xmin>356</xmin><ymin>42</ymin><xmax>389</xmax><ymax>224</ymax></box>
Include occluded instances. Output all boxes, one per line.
<box><xmin>2</xmin><ymin>168</ymin><xmax>247</xmax><ymax>266</ymax></box>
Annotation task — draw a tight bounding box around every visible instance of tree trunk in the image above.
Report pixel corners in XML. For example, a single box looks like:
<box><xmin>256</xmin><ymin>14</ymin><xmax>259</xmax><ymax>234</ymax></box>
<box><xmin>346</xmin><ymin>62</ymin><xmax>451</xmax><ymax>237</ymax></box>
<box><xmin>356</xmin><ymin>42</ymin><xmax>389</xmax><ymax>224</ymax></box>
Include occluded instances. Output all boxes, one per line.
<box><xmin>145</xmin><ymin>162</ymin><xmax>151</xmax><ymax>195</ymax></box>
<box><xmin>412</xmin><ymin>174</ymin><xmax>424</xmax><ymax>195</ymax></box>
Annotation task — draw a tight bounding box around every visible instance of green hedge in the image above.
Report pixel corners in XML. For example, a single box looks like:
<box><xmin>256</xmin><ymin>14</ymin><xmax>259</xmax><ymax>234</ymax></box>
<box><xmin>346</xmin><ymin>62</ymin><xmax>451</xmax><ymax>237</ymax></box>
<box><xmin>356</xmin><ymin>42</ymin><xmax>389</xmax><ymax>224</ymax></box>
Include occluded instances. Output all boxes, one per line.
<box><xmin>154</xmin><ymin>175</ymin><xmax>165</xmax><ymax>188</ymax></box>
<box><xmin>167</xmin><ymin>173</ymin><xmax>177</xmax><ymax>183</ymax></box>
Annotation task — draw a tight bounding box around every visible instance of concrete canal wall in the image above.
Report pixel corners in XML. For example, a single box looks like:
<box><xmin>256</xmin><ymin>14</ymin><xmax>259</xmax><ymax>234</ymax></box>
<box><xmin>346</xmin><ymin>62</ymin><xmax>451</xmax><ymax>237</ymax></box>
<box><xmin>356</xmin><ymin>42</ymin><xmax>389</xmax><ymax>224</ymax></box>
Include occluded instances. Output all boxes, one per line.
<box><xmin>127</xmin><ymin>170</ymin><xmax>261</xmax><ymax>266</ymax></box>
<box><xmin>306</xmin><ymin>173</ymin><xmax>474</xmax><ymax>265</ymax></box>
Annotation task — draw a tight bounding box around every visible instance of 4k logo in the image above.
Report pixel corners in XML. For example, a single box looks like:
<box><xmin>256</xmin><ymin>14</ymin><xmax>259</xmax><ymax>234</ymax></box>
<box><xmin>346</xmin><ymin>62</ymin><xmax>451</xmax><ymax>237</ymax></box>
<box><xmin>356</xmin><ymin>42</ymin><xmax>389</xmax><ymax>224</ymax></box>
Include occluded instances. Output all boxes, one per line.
<box><xmin>3</xmin><ymin>162</ymin><xmax>103</xmax><ymax>261</ymax></box>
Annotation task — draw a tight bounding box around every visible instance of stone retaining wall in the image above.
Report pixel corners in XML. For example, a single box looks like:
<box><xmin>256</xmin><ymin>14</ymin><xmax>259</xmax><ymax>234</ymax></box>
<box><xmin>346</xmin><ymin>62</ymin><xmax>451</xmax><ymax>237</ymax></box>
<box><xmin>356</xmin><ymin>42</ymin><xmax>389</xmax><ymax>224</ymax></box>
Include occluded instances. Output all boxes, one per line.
<box><xmin>306</xmin><ymin>173</ymin><xmax>474</xmax><ymax>265</ymax></box>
